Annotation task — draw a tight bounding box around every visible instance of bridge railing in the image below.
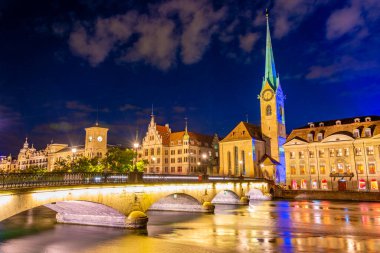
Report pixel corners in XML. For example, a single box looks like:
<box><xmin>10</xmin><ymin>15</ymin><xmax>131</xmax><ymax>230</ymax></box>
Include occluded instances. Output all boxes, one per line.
<box><xmin>0</xmin><ymin>173</ymin><xmax>270</xmax><ymax>189</ymax></box>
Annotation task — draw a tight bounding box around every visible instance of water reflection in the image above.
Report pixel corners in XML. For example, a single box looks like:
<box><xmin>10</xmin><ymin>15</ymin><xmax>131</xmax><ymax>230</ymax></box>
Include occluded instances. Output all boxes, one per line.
<box><xmin>1</xmin><ymin>201</ymin><xmax>380</xmax><ymax>252</ymax></box>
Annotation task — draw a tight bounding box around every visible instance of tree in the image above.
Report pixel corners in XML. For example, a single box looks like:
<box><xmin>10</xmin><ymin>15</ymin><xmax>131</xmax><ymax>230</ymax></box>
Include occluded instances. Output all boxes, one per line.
<box><xmin>53</xmin><ymin>156</ymin><xmax>104</xmax><ymax>173</ymax></box>
<box><xmin>23</xmin><ymin>165</ymin><xmax>48</xmax><ymax>173</ymax></box>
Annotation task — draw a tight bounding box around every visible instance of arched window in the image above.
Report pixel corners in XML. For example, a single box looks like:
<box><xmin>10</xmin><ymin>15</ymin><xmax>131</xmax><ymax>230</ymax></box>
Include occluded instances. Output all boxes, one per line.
<box><xmin>266</xmin><ymin>105</ymin><xmax>272</xmax><ymax>116</ymax></box>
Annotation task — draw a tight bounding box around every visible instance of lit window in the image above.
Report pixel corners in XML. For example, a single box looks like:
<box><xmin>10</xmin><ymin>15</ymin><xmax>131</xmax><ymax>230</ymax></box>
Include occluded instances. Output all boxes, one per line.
<box><xmin>299</xmin><ymin>151</ymin><xmax>304</xmax><ymax>159</ymax></box>
<box><xmin>317</xmin><ymin>133</ymin><xmax>323</xmax><ymax>141</ymax></box>
<box><xmin>369</xmin><ymin>163</ymin><xmax>376</xmax><ymax>174</ymax></box>
<box><xmin>357</xmin><ymin>164</ymin><xmax>364</xmax><ymax>174</ymax></box>
<box><xmin>344</xmin><ymin>148</ymin><xmax>350</xmax><ymax>156</ymax></box>
<box><xmin>353</xmin><ymin>129</ymin><xmax>360</xmax><ymax>138</ymax></box>
<box><xmin>356</xmin><ymin>148</ymin><xmax>362</xmax><ymax>156</ymax></box>
<box><xmin>330</xmin><ymin>149</ymin><xmax>335</xmax><ymax>157</ymax></box>
<box><xmin>300</xmin><ymin>165</ymin><xmax>306</xmax><ymax>175</ymax></box>
<box><xmin>319</xmin><ymin>149</ymin><xmax>325</xmax><ymax>158</ymax></box>
<box><xmin>310</xmin><ymin>165</ymin><xmax>316</xmax><ymax>174</ymax></box>
<box><xmin>337</xmin><ymin>163</ymin><xmax>344</xmax><ymax>173</ymax></box>
<box><xmin>309</xmin><ymin>151</ymin><xmax>314</xmax><ymax>158</ymax></box>
<box><xmin>290</xmin><ymin>152</ymin><xmax>295</xmax><ymax>159</ymax></box>
<box><xmin>290</xmin><ymin>166</ymin><xmax>296</xmax><ymax>175</ymax></box>
<box><xmin>307</xmin><ymin>133</ymin><xmax>313</xmax><ymax>142</ymax></box>
<box><xmin>320</xmin><ymin>165</ymin><xmax>326</xmax><ymax>174</ymax></box>
<box><xmin>367</xmin><ymin>146</ymin><xmax>374</xmax><ymax>155</ymax></box>
<box><xmin>337</xmin><ymin>149</ymin><xmax>342</xmax><ymax>157</ymax></box>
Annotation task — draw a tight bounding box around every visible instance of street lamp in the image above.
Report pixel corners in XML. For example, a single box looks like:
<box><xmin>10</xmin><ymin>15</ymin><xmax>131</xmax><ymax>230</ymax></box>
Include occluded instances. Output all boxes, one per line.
<box><xmin>239</xmin><ymin>160</ymin><xmax>243</xmax><ymax>177</ymax></box>
<box><xmin>133</xmin><ymin>142</ymin><xmax>139</xmax><ymax>172</ymax></box>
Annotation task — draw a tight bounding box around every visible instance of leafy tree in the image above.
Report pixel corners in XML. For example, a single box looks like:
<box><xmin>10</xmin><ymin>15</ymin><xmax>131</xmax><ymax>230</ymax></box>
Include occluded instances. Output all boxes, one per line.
<box><xmin>23</xmin><ymin>165</ymin><xmax>48</xmax><ymax>173</ymax></box>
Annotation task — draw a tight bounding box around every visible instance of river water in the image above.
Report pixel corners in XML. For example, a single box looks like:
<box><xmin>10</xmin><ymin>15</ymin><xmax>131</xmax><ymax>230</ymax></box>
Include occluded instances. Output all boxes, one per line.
<box><xmin>1</xmin><ymin>200</ymin><xmax>380</xmax><ymax>252</ymax></box>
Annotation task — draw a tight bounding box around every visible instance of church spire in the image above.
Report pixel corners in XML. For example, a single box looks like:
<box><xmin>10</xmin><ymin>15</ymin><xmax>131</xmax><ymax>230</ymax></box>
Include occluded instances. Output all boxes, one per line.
<box><xmin>264</xmin><ymin>9</ymin><xmax>277</xmax><ymax>90</ymax></box>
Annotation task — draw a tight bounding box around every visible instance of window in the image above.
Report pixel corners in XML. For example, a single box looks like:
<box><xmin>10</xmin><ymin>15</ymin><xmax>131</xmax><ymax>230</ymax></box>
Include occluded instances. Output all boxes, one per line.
<box><xmin>144</xmin><ymin>149</ymin><xmax>148</xmax><ymax>156</ymax></box>
<box><xmin>309</xmin><ymin>151</ymin><xmax>315</xmax><ymax>158</ymax></box>
<box><xmin>329</xmin><ymin>149</ymin><xmax>335</xmax><ymax>157</ymax></box>
<box><xmin>156</xmin><ymin>167</ymin><xmax>160</xmax><ymax>173</ymax></box>
<box><xmin>320</xmin><ymin>165</ymin><xmax>326</xmax><ymax>174</ymax></box>
<box><xmin>177</xmin><ymin>166</ymin><xmax>182</xmax><ymax>172</ymax></box>
<box><xmin>171</xmin><ymin>150</ymin><xmax>175</xmax><ymax>155</ymax></box>
<box><xmin>157</xmin><ymin>158</ymin><xmax>160</xmax><ymax>163</ymax></box>
<box><xmin>290</xmin><ymin>165</ymin><xmax>296</xmax><ymax>175</ymax></box>
<box><xmin>369</xmin><ymin>163</ymin><xmax>376</xmax><ymax>174</ymax></box>
<box><xmin>300</xmin><ymin>165</ymin><xmax>306</xmax><ymax>175</ymax></box>
<box><xmin>150</xmin><ymin>148</ymin><xmax>154</xmax><ymax>155</ymax></box>
<box><xmin>336</xmin><ymin>120</ymin><xmax>341</xmax><ymax>125</ymax></box>
<box><xmin>149</xmin><ymin>167</ymin><xmax>154</xmax><ymax>173</ymax></box>
<box><xmin>344</xmin><ymin>148</ymin><xmax>350</xmax><ymax>156</ymax></box>
<box><xmin>227</xmin><ymin>151</ymin><xmax>232</xmax><ymax>175</ymax></box>
<box><xmin>307</xmin><ymin>133</ymin><xmax>313</xmax><ymax>142</ymax></box>
<box><xmin>317</xmin><ymin>133</ymin><xmax>323</xmax><ymax>141</ymax></box>
<box><xmin>177</xmin><ymin>158</ymin><xmax>182</xmax><ymax>163</ymax></box>
<box><xmin>346</xmin><ymin>164</ymin><xmax>352</xmax><ymax>173</ymax></box>
<box><xmin>171</xmin><ymin>158</ymin><xmax>175</xmax><ymax>163</ymax></box>
<box><xmin>299</xmin><ymin>151</ymin><xmax>304</xmax><ymax>159</ymax></box>
<box><xmin>290</xmin><ymin>152</ymin><xmax>295</xmax><ymax>159</ymax></box>
<box><xmin>367</xmin><ymin>146</ymin><xmax>374</xmax><ymax>155</ymax></box>
<box><xmin>319</xmin><ymin>149</ymin><xmax>325</xmax><ymax>158</ymax></box>
<box><xmin>157</xmin><ymin>148</ymin><xmax>161</xmax><ymax>155</ymax></box>
<box><xmin>171</xmin><ymin>167</ymin><xmax>175</xmax><ymax>173</ymax></box>
<box><xmin>354</xmin><ymin>118</ymin><xmax>360</xmax><ymax>123</ymax></box>
<box><xmin>184</xmin><ymin>149</ymin><xmax>188</xmax><ymax>154</ymax></box>
<box><xmin>266</xmin><ymin>105</ymin><xmax>272</xmax><ymax>116</ymax></box>
<box><xmin>164</xmin><ymin>158</ymin><xmax>168</xmax><ymax>164</ymax></box>
<box><xmin>337</xmin><ymin>149</ymin><xmax>342</xmax><ymax>157</ymax></box>
<box><xmin>337</xmin><ymin>163</ymin><xmax>344</xmax><ymax>173</ymax></box>
<box><xmin>365</xmin><ymin>117</ymin><xmax>371</xmax><ymax>122</ymax></box>
<box><xmin>310</xmin><ymin>165</ymin><xmax>316</xmax><ymax>174</ymax></box>
<box><xmin>319</xmin><ymin>122</ymin><xmax>324</xmax><ymax>127</ymax></box>
<box><xmin>353</xmin><ymin>129</ymin><xmax>360</xmax><ymax>138</ymax></box>
<box><xmin>164</xmin><ymin>167</ymin><xmax>169</xmax><ymax>173</ymax></box>
<box><xmin>355</xmin><ymin>148</ymin><xmax>362</xmax><ymax>156</ymax></box>
<box><xmin>357</xmin><ymin>164</ymin><xmax>364</xmax><ymax>174</ymax></box>
<box><xmin>177</xmin><ymin>149</ymin><xmax>182</xmax><ymax>154</ymax></box>
<box><xmin>365</xmin><ymin>128</ymin><xmax>371</xmax><ymax>138</ymax></box>
<box><xmin>165</xmin><ymin>150</ymin><xmax>168</xmax><ymax>155</ymax></box>
<box><xmin>184</xmin><ymin>157</ymin><xmax>188</xmax><ymax>162</ymax></box>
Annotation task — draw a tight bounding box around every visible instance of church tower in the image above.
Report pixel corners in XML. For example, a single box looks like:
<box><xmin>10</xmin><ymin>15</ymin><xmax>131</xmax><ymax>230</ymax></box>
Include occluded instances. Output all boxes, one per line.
<box><xmin>84</xmin><ymin>122</ymin><xmax>109</xmax><ymax>158</ymax></box>
<box><xmin>259</xmin><ymin>10</ymin><xmax>286</xmax><ymax>183</ymax></box>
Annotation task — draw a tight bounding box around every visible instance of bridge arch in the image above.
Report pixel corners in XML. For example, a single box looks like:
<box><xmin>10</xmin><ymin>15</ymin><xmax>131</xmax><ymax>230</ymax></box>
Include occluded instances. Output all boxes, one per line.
<box><xmin>211</xmin><ymin>190</ymin><xmax>240</xmax><ymax>204</ymax></box>
<box><xmin>149</xmin><ymin>193</ymin><xmax>204</xmax><ymax>212</ymax></box>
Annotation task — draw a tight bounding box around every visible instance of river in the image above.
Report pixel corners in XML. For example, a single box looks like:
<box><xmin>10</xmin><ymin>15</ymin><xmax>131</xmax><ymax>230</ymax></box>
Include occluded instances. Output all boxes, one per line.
<box><xmin>1</xmin><ymin>200</ymin><xmax>380</xmax><ymax>252</ymax></box>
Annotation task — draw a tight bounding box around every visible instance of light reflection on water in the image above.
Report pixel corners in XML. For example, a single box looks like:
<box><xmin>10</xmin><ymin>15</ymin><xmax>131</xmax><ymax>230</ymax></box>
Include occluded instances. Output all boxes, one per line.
<box><xmin>1</xmin><ymin>200</ymin><xmax>380</xmax><ymax>252</ymax></box>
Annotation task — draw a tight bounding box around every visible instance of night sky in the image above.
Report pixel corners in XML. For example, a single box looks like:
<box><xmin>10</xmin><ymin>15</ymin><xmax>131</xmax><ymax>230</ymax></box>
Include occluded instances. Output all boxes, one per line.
<box><xmin>1</xmin><ymin>0</ymin><xmax>380</xmax><ymax>155</ymax></box>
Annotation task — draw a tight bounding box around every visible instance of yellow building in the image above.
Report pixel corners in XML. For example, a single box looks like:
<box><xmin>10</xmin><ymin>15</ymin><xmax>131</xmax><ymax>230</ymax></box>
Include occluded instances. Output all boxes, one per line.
<box><xmin>219</xmin><ymin>12</ymin><xmax>286</xmax><ymax>182</ymax></box>
<box><xmin>139</xmin><ymin>115</ymin><xmax>219</xmax><ymax>175</ymax></box>
<box><xmin>284</xmin><ymin>116</ymin><xmax>380</xmax><ymax>191</ymax></box>
<box><xmin>0</xmin><ymin>155</ymin><xmax>17</xmax><ymax>172</ymax></box>
<box><xmin>17</xmin><ymin>138</ymin><xmax>48</xmax><ymax>170</ymax></box>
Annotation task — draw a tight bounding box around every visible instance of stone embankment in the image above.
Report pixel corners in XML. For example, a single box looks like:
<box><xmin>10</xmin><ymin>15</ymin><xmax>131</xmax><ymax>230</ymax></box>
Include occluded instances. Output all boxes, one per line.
<box><xmin>275</xmin><ymin>189</ymin><xmax>380</xmax><ymax>202</ymax></box>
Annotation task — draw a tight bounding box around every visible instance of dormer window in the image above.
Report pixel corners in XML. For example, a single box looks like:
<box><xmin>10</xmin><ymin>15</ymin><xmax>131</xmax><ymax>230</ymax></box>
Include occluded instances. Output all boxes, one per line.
<box><xmin>317</xmin><ymin>133</ymin><xmax>323</xmax><ymax>141</ymax></box>
<box><xmin>354</xmin><ymin>118</ymin><xmax>360</xmax><ymax>123</ymax></box>
<box><xmin>353</xmin><ymin>129</ymin><xmax>360</xmax><ymax>138</ymax></box>
<box><xmin>336</xmin><ymin>120</ymin><xmax>341</xmax><ymax>125</ymax></box>
<box><xmin>365</xmin><ymin>117</ymin><xmax>371</xmax><ymax>122</ymax></box>
<box><xmin>307</xmin><ymin>133</ymin><xmax>313</xmax><ymax>142</ymax></box>
<box><xmin>365</xmin><ymin>128</ymin><xmax>371</xmax><ymax>138</ymax></box>
<box><xmin>308</xmin><ymin>123</ymin><xmax>314</xmax><ymax>128</ymax></box>
<box><xmin>319</xmin><ymin>122</ymin><xmax>324</xmax><ymax>127</ymax></box>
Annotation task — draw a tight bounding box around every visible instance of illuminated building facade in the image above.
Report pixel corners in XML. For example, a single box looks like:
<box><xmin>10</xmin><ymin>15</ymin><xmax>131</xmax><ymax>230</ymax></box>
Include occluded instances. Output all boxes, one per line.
<box><xmin>284</xmin><ymin>116</ymin><xmax>380</xmax><ymax>191</ymax></box>
<box><xmin>139</xmin><ymin>114</ymin><xmax>219</xmax><ymax>175</ymax></box>
<box><xmin>219</xmin><ymin>12</ymin><xmax>286</xmax><ymax>182</ymax></box>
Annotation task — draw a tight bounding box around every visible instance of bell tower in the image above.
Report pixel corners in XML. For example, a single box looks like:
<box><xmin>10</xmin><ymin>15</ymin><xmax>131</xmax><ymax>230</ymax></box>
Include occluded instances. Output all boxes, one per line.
<box><xmin>84</xmin><ymin>122</ymin><xmax>109</xmax><ymax>158</ymax></box>
<box><xmin>259</xmin><ymin>10</ymin><xmax>286</xmax><ymax>183</ymax></box>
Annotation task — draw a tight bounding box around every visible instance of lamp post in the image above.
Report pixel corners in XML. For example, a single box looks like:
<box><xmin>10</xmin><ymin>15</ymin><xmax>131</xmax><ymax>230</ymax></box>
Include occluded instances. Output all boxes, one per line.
<box><xmin>133</xmin><ymin>142</ymin><xmax>139</xmax><ymax>172</ymax></box>
<box><xmin>202</xmin><ymin>153</ymin><xmax>208</xmax><ymax>175</ymax></box>
<box><xmin>197</xmin><ymin>161</ymin><xmax>201</xmax><ymax>173</ymax></box>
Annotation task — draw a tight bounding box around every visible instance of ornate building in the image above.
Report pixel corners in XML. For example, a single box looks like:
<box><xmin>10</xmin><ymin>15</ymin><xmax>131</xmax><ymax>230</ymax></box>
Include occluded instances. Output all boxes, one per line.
<box><xmin>7</xmin><ymin>123</ymin><xmax>109</xmax><ymax>172</ymax></box>
<box><xmin>219</xmin><ymin>12</ymin><xmax>286</xmax><ymax>182</ymax></box>
<box><xmin>17</xmin><ymin>138</ymin><xmax>48</xmax><ymax>170</ymax></box>
<box><xmin>284</xmin><ymin>116</ymin><xmax>380</xmax><ymax>191</ymax></box>
<box><xmin>0</xmin><ymin>155</ymin><xmax>17</xmax><ymax>172</ymax></box>
<box><xmin>138</xmin><ymin>114</ymin><xmax>219</xmax><ymax>175</ymax></box>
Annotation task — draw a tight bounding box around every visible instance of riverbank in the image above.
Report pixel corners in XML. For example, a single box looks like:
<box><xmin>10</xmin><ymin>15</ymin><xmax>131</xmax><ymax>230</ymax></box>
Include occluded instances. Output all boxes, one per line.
<box><xmin>275</xmin><ymin>189</ymin><xmax>380</xmax><ymax>202</ymax></box>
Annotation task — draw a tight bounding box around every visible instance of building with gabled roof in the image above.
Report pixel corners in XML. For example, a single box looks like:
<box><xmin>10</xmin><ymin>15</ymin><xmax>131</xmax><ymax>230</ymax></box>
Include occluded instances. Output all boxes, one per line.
<box><xmin>219</xmin><ymin>11</ymin><xmax>287</xmax><ymax>182</ymax></box>
<box><xmin>138</xmin><ymin>114</ymin><xmax>219</xmax><ymax>175</ymax></box>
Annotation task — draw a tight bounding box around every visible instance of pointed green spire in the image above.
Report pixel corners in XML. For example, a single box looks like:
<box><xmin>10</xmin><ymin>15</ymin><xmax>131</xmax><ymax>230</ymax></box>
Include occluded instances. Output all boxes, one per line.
<box><xmin>264</xmin><ymin>9</ymin><xmax>277</xmax><ymax>90</ymax></box>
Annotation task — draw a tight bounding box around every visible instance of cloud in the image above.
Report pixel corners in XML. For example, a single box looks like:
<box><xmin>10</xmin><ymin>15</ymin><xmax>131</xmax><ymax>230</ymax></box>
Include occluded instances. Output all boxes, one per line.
<box><xmin>305</xmin><ymin>56</ymin><xmax>379</xmax><ymax>79</ymax></box>
<box><xmin>65</xmin><ymin>101</ymin><xmax>108</xmax><ymax>113</ymax></box>
<box><xmin>272</xmin><ymin>0</ymin><xmax>327</xmax><ymax>38</ymax></box>
<box><xmin>326</xmin><ymin>0</ymin><xmax>380</xmax><ymax>40</ymax></box>
<box><xmin>67</xmin><ymin>0</ymin><xmax>258</xmax><ymax>70</ymax></box>
<box><xmin>119</xmin><ymin>103</ymin><xmax>141</xmax><ymax>112</ymax></box>
<box><xmin>239</xmin><ymin>33</ymin><xmax>260</xmax><ymax>52</ymax></box>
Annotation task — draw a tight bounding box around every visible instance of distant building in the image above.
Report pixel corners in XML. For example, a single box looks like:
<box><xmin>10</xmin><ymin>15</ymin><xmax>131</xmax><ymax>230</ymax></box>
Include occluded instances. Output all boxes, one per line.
<box><xmin>0</xmin><ymin>155</ymin><xmax>17</xmax><ymax>172</ymax></box>
<box><xmin>219</xmin><ymin>12</ymin><xmax>286</xmax><ymax>182</ymax></box>
<box><xmin>284</xmin><ymin>116</ymin><xmax>380</xmax><ymax>191</ymax></box>
<box><xmin>10</xmin><ymin>123</ymin><xmax>109</xmax><ymax>172</ymax></box>
<box><xmin>17</xmin><ymin>138</ymin><xmax>48</xmax><ymax>170</ymax></box>
<box><xmin>138</xmin><ymin>115</ymin><xmax>219</xmax><ymax>175</ymax></box>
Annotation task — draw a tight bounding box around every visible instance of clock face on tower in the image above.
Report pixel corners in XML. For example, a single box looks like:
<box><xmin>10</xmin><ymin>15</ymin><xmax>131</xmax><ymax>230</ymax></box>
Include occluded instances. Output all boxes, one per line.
<box><xmin>262</xmin><ymin>89</ymin><xmax>274</xmax><ymax>101</ymax></box>
<box><xmin>97</xmin><ymin>136</ymin><xmax>103</xmax><ymax>142</ymax></box>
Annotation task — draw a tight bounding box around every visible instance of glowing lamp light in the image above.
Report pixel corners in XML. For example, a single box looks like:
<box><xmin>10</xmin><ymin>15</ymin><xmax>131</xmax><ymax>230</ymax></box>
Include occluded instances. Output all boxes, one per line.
<box><xmin>133</xmin><ymin>143</ymin><xmax>139</xmax><ymax>149</ymax></box>
<box><xmin>260</xmin><ymin>163</ymin><xmax>264</xmax><ymax>168</ymax></box>
<box><xmin>239</xmin><ymin>160</ymin><xmax>243</xmax><ymax>165</ymax></box>
<box><xmin>197</xmin><ymin>162</ymin><xmax>201</xmax><ymax>166</ymax></box>
<box><xmin>71</xmin><ymin>148</ymin><xmax>77</xmax><ymax>153</ymax></box>
<box><xmin>202</xmin><ymin>154</ymin><xmax>207</xmax><ymax>159</ymax></box>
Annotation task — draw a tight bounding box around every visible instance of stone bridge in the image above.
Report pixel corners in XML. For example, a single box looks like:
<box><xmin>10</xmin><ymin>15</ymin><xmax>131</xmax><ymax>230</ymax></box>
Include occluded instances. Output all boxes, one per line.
<box><xmin>0</xmin><ymin>178</ymin><xmax>273</xmax><ymax>228</ymax></box>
